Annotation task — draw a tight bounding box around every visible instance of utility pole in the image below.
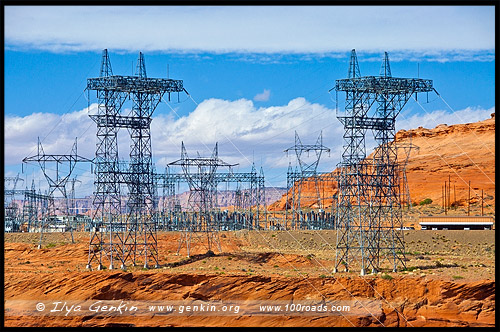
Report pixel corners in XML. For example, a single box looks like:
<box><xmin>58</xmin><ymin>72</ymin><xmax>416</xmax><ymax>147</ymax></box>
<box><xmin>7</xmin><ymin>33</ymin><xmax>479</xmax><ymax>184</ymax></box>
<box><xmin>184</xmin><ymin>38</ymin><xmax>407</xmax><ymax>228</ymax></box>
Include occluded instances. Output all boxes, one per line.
<box><xmin>448</xmin><ymin>175</ymin><xmax>451</xmax><ymax>210</ymax></box>
<box><xmin>481</xmin><ymin>190</ymin><xmax>484</xmax><ymax>216</ymax></box>
<box><xmin>453</xmin><ymin>184</ymin><xmax>456</xmax><ymax>210</ymax></box>
<box><xmin>467</xmin><ymin>180</ymin><xmax>471</xmax><ymax>216</ymax></box>
<box><xmin>442</xmin><ymin>185</ymin><xmax>444</xmax><ymax>211</ymax></box>
<box><xmin>444</xmin><ymin>181</ymin><xmax>448</xmax><ymax>215</ymax></box>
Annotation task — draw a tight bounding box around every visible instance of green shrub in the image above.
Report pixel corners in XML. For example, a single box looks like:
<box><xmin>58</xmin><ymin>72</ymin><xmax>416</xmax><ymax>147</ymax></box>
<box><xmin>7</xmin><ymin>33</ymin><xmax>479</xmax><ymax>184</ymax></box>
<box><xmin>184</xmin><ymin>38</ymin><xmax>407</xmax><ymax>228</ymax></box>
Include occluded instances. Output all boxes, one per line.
<box><xmin>381</xmin><ymin>274</ymin><xmax>393</xmax><ymax>280</ymax></box>
<box><xmin>419</xmin><ymin>198</ymin><xmax>433</xmax><ymax>205</ymax></box>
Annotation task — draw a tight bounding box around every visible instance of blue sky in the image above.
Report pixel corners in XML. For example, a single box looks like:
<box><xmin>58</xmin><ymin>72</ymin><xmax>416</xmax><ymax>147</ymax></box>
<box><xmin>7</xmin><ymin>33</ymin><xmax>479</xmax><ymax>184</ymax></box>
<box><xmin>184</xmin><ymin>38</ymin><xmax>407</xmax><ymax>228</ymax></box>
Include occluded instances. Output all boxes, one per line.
<box><xmin>4</xmin><ymin>5</ymin><xmax>495</xmax><ymax>198</ymax></box>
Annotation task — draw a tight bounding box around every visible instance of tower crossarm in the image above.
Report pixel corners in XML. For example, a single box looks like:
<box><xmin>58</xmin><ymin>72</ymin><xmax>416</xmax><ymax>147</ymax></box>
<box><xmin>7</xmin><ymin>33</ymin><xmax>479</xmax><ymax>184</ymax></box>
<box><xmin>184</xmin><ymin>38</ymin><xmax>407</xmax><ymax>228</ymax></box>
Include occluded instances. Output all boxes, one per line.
<box><xmin>89</xmin><ymin>114</ymin><xmax>152</xmax><ymax>129</ymax></box>
<box><xmin>337</xmin><ymin>116</ymin><xmax>395</xmax><ymax>130</ymax></box>
<box><xmin>168</xmin><ymin>158</ymin><xmax>237</xmax><ymax>169</ymax></box>
<box><xmin>335</xmin><ymin>76</ymin><xmax>433</xmax><ymax>94</ymax></box>
<box><xmin>156</xmin><ymin>171</ymin><xmax>263</xmax><ymax>185</ymax></box>
<box><xmin>22</xmin><ymin>154</ymin><xmax>93</xmax><ymax>164</ymax></box>
<box><xmin>86</xmin><ymin>76</ymin><xmax>184</xmax><ymax>94</ymax></box>
<box><xmin>284</xmin><ymin>144</ymin><xmax>330</xmax><ymax>153</ymax></box>
<box><xmin>215</xmin><ymin>172</ymin><xmax>262</xmax><ymax>183</ymax></box>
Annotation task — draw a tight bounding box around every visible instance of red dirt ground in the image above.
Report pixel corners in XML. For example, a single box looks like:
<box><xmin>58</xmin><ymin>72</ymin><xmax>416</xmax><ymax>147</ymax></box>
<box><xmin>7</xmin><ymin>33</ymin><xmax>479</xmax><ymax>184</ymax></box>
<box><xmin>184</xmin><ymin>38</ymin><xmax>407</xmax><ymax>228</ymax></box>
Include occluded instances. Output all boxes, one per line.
<box><xmin>4</xmin><ymin>230</ymin><xmax>495</xmax><ymax>327</ymax></box>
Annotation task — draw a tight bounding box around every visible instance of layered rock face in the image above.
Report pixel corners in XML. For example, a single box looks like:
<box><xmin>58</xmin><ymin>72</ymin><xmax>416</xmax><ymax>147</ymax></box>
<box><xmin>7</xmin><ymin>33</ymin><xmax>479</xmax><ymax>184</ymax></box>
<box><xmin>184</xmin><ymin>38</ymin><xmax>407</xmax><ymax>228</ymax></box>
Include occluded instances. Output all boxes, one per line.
<box><xmin>4</xmin><ymin>271</ymin><xmax>495</xmax><ymax>327</ymax></box>
<box><xmin>397</xmin><ymin>114</ymin><xmax>495</xmax><ymax>207</ymax></box>
<box><xmin>269</xmin><ymin>114</ymin><xmax>495</xmax><ymax>212</ymax></box>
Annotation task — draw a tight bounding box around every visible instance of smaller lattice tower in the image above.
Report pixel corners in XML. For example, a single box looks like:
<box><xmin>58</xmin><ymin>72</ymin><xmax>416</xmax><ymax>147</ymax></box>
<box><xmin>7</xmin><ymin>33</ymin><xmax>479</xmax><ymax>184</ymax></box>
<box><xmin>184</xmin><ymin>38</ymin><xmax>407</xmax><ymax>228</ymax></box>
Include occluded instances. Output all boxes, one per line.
<box><xmin>168</xmin><ymin>142</ymin><xmax>236</xmax><ymax>256</ymax></box>
<box><xmin>284</xmin><ymin>131</ymin><xmax>331</xmax><ymax>229</ymax></box>
<box><xmin>23</xmin><ymin>138</ymin><xmax>91</xmax><ymax>247</ymax></box>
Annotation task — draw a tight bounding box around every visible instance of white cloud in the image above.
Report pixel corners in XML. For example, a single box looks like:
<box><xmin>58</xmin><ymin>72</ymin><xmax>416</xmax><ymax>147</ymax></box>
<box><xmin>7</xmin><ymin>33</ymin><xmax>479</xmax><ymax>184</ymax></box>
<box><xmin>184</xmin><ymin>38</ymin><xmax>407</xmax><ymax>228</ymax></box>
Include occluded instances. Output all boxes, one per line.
<box><xmin>152</xmin><ymin>97</ymin><xmax>339</xmax><ymax>168</ymax></box>
<box><xmin>253</xmin><ymin>89</ymin><xmax>271</xmax><ymax>102</ymax></box>
<box><xmin>4</xmin><ymin>6</ymin><xmax>494</xmax><ymax>58</ymax></box>
<box><xmin>4</xmin><ymin>107</ymin><xmax>95</xmax><ymax>167</ymax></box>
<box><xmin>5</xmin><ymin>97</ymin><xmax>494</xmax><ymax>196</ymax></box>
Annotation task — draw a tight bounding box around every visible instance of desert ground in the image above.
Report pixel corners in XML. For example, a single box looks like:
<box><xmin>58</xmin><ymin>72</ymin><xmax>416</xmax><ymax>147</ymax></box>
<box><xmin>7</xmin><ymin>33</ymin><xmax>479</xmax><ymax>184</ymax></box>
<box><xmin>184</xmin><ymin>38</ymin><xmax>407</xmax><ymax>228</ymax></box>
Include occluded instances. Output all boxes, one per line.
<box><xmin>4</xmin><ymin>228</ymin><xmax>495</xmax><ymax>327</ymax></box>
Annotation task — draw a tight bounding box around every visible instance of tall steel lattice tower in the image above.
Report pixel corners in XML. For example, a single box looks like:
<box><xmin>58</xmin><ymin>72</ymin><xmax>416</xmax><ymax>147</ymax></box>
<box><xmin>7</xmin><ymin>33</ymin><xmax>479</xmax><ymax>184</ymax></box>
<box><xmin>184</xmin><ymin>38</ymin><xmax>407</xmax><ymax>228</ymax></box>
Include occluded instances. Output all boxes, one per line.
<box><xmin>333</xmin><ymin>50</ymin><xmax>433</xmax><ymax>275</ymax></box>
<box><xmin>86</xmin><ymin>49</ymin><xmax>186</xmax><ymax>270</ymax></box>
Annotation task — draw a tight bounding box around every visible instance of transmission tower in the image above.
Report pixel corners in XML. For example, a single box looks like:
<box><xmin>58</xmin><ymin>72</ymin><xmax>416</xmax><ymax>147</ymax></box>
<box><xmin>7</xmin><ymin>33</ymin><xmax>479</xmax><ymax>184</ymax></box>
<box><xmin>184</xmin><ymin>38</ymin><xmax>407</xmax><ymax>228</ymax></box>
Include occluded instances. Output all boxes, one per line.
<box><xmin>284</xmin><ymin>131</ymin><xmax>335</xmax><ymax>230</ymax></box>
<box><xmin>23</xmin><ymin>138</ymin><xmax>92</xmax><ymax>245</ymax></box>
<box><xmin>168</xmin><ymin>142</ymin><xmax>236</xmax><ymax>256</ymax></box>
<box><xmin>86</xmin><ymin>49</ymin><xmax>186</xmax><ymax>270</ymax></box>
<box><xmin>4</xmin><ymin>174</ymin><xmax>24</xmax><ymax>232</ymax></box>
<box><xmin>333</xmin><ymin>49</ymin><xmax>434</xmax><ymax>275</ymax></box>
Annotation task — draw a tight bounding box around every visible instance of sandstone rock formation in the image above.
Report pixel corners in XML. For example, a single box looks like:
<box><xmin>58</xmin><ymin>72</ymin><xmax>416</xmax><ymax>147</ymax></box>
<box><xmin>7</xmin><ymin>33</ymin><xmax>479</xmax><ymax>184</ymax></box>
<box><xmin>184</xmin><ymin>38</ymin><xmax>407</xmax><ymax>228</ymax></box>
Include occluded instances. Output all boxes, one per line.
<box><xmin>269</xmin><ymin>114</ymin><xmax>495</xmax><ymax>212</ymax></box>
